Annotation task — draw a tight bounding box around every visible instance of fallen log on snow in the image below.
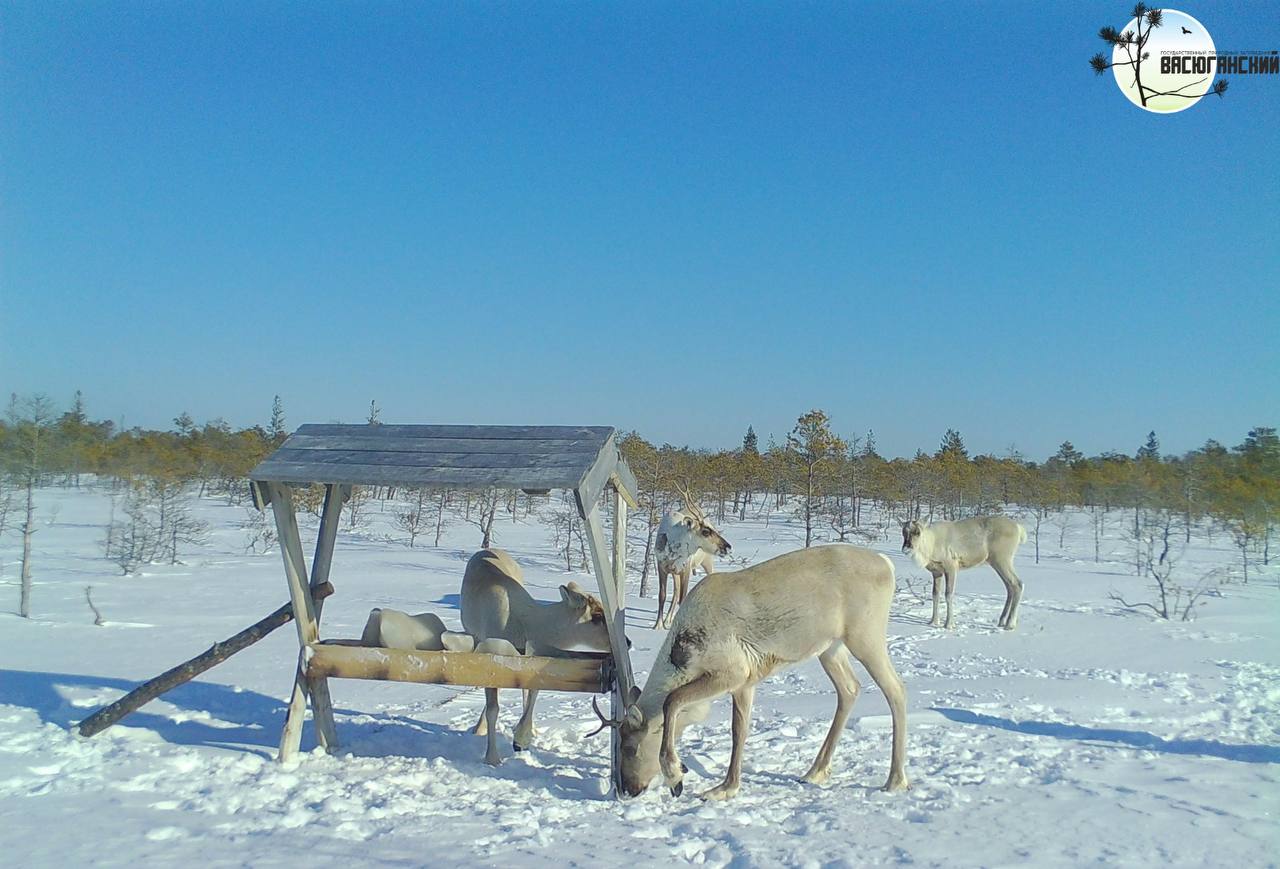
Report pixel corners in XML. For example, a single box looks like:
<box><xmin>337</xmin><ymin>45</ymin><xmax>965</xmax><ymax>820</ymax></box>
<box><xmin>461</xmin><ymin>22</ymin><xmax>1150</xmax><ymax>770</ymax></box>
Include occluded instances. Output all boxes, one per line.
<box><xmin>76</xmin><ymin>581</ymin><xmax>335</xmax><ymax>738</ymax></box>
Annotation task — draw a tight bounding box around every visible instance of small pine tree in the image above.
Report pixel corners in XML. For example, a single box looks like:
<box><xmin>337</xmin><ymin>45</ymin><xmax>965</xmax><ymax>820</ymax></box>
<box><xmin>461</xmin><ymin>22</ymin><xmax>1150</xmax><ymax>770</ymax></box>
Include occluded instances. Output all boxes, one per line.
<box><xmin>861</xmin><ymin>430</ymin><xmax>879</xmax><ymax>459</ymax></box>
<box><xmin>173</xmin><ymin>412</ymin><xmax>195</xmax><ymax>437</ymax></box>
<box><xmin>1137</xmin><ymin>431</ymin><xmax>1160</xmax><ymax>461</ymax></box>
<box><xmin>1054</xmin><ymin>441</ymin><xmax>1084</xmax><ymax>466</ymax></box>
<box><xmin>269</xmin><ymin>395</ymin><xmax>287</xmax><ymax>443</ymax></box>
<box><xmin>742</xmin><ymin>426</ymin><xmax>759</xmax><ymax>455</ymax></box>
<box><xmin>938</xmin><ymin>429</ymin><xmax>968</xmax><ymax>460</ymax></box>
<box><xmin>367</xmin><ymin>400</ymin><xmax>381</xmax><ymax>426</ymax></box>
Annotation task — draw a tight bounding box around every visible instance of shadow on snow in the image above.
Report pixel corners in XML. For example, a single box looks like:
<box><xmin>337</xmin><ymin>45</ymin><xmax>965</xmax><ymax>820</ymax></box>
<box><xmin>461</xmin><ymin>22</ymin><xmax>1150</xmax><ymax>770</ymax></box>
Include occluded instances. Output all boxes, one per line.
<box><xmin>0</xmin><ymin>667</ymin><xmax>612</xmax><ymax>797</ymax></box>
<box><xmin>934</xmin><ymin>706</ymin><xmax>1280</xmax><ymax>764</ymax></box>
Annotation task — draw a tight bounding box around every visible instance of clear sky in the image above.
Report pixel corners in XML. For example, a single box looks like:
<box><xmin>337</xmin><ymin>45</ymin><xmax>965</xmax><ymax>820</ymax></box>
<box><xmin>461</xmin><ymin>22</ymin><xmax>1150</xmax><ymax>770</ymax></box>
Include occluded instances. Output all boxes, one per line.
<box><xmin>3</xmin><ymin>2</ymin><xmax>1277</xmax><ymax>460</ymax></box>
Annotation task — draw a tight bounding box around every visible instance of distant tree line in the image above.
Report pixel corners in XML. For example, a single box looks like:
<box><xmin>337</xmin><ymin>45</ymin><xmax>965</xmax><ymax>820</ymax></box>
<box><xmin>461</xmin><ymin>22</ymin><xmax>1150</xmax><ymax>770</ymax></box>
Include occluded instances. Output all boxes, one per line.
<box><xmin>2</xmin><ymin>392</ymin><xmax>1276</xmax><ymax>610</ymax></box>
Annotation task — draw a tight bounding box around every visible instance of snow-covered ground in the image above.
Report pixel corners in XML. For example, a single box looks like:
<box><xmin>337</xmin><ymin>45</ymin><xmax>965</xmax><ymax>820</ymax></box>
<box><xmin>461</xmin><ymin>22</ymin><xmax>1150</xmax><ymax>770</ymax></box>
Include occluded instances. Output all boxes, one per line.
<box><xmin>2</xmin><ymin>486</ymin><xmax>1277</xmax><ymax>867</ymax></box>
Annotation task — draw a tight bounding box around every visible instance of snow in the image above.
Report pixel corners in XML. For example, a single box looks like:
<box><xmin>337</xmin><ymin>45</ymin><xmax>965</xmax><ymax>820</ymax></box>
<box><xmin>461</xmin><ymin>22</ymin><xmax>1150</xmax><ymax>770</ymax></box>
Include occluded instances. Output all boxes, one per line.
<box><xmin>1</xmin><ymin>486</ymin><xmax>1277</xmax><ymax>866</ymax></box>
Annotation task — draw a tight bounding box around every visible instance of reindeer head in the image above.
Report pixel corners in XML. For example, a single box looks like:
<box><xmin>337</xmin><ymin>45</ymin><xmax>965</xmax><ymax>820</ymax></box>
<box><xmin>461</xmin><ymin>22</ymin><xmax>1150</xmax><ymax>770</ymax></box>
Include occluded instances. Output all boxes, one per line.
<box><xmin>900</xmin><ymin>519</ymin><xmax>924</xmax><ymax>554</ymax></box>
<box><xmin>590</xmin><ymin>696</ymin><xmax>664</xmax><ymax>797</ymax></box>
<box><xmin>554</xmin><ymin>582</ymin><xmax>613</xmax><ymax>651</ymax></box>
<box><xmin>671</xmin><ymin>484</ymin><xmax>732</xmax><ymax>558</ymax></box>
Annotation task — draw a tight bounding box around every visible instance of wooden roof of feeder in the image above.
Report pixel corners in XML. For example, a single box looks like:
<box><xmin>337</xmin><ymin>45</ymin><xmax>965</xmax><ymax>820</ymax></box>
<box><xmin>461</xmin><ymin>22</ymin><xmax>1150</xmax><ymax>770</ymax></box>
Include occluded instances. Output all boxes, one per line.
<box><xmin>249</xmin><ymin>424</ymin><xmax>638</xmax><ymax>514</ymax></box>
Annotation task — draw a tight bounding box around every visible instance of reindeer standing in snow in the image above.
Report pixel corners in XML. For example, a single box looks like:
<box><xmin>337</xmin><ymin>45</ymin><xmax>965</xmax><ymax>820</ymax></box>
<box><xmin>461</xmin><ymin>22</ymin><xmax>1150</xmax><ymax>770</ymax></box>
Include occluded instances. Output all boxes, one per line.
<box><xmin>900</xmin><ymin>515</ymin><xmax>1027</xmax><ymax>630</ymax></box>
<box><xmin>652</xmin><ymin>485</ymin><xmax>731</xmax><ymax>630</ymax></box>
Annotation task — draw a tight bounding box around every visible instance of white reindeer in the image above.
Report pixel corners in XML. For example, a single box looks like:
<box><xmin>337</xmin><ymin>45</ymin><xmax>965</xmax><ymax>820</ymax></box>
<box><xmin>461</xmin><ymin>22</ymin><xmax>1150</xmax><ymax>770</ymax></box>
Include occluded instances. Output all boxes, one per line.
<box><xmin>360</xmin><ymin>608</ymin><xmax>475</xmax><ymax>652</ymax></box>
<box><xmin>652</xmin><ymin>485</ymin><xmax>731</xmax><ymax>630</ymax></box>
<box><xmin>900</xmin><ymin>515</ymin><xmax>1027</xmax><ymax>630</ymax></box>
<box><xmin>593</xmin><ymin>544</ymin><xmax>908</xmax><ymax>800</ymax></box>
<box><xmin>461</xmin><ymin>547</ymin><xmax>614</xmax><ymax>765</ymax></box>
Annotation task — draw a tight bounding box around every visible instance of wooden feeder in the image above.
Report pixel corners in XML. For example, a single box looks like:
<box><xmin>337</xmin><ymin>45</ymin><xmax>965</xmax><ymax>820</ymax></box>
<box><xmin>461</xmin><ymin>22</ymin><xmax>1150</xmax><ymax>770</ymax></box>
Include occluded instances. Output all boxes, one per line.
<box><xmin>248</xmin><ymin>423</ymin><xmax>639</xmax><ymax>790</ymax></box>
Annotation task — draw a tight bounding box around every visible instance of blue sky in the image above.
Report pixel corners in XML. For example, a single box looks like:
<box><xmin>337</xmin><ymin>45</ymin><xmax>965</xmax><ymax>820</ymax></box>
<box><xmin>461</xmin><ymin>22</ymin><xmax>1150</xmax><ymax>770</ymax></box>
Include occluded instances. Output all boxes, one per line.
<box><xmin>3</xmin><ymin>2</ymin><xmax>1277</xmax><ymax>460</ymax></box>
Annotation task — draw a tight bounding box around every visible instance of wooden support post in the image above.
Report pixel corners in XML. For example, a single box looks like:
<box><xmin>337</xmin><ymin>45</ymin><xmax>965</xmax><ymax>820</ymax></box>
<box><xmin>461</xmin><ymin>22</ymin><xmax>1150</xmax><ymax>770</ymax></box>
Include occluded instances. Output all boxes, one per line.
<box><xmin>269</xmin><ymin>483</ymin><xmax>340</xmax><ymax>762</ymax></box>
<box><xmin>581</xmin><ymin>491</ymin><xmax>635</xmax><ymax>795</ymax></box>
<box><xmin>302</xmin><ymin>484</ymin><xmax>343</xmax><ymax>748</ymax></box>
<box><xmin>77</xmin><ymin>582</ymin><xmax>334</xmax><ymax>738</ymax></box>
<box><xmin>610</xmin><ymin>485</ymin><xmax>629</xmax><ymax>792</ymax></box>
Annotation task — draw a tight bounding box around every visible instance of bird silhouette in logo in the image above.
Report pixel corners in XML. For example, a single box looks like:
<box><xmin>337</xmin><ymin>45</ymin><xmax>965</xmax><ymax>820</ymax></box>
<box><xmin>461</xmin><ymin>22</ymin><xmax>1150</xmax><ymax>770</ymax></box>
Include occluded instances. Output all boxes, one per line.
<box><xmin>1181</xmin><ymin>26</ymin><xmax>1192</xmax><ymax>34</ymax></box>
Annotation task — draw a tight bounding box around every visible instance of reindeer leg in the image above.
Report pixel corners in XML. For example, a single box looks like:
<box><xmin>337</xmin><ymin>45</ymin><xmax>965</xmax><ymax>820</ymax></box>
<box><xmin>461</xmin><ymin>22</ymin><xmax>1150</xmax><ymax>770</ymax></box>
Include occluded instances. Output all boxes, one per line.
<box><xmin>848</xmin><ymin>637</ymin><xmax>909</xmax><ymax>792</ymax></box>
<box><xmin>928</xmin><ymin>567</ymin><xmax>944</xmax><ymax>626</ymax></box>
<box><xmin>660</xmin><ymin>672</ymin><xmax>731</xmax><ymax>795</ymax></box>
<box><xmin>662</xmin><ymin>569</ymin><xmax>682</xmax><ymax>630</ymax></box>
<box><xmin>990</xmin><ymin>558</ymin><xmax>1024</xmax><ymax>631</ymax></box>
<box><xmin>513</xmin><ymin>689</ymin><xmax>539</xmax><ymax>750</ymax></box>
<box><xmin>802</xmin><ymin>642</ymin><xmax>860</xmax><ymax>785</ymax></box>
<box><xmin>664</xmin><ymin>566</ymin><xmax>690</xmax><ymax>629</ymax></box>
<box><xmin>703</xmin><ymin>684</ymin><xmax>755</xmax><ymax>801</ymax></box>
<box><xmin>483</xmin><ymin>687</ymin><xmax>502</xmax><ymax>765</ymax></box>
<box><xmin>654</xmin><ymin>568</ymin><xmax>668</xmax><ymax>630</ymax></box>
<box><xmin>943</xmin><ymin>564</ymin><xmax>957</xmax><ymax>630</ymax></box>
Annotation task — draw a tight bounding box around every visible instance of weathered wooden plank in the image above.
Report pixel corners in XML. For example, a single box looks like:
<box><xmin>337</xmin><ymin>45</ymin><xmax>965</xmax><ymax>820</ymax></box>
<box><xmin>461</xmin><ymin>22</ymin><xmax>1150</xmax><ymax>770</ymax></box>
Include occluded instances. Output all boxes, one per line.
<box><xmin>251</xmin><ymin>462</ymin><xmax>585</xmax><ymax>488</ymax></box>
<box><xmin>266</xmin><ymin>449</ymin><xmax>596</xmax><ymax>470</ymax></box>
<box><xmin>294</xmin><ymin>424</ymin><xmax>613</xmax><ymax>441</ymax></box>
<box><xmin>268</xmin><ymin>484</ymin><xmax>320</xmax><ymax>762</ymax></box>
<box><xmin>279</xmin><ymin>434</ymin><xmax>607</xmax><ymax>455</ymax></box>
<box><xmin>300</xmin><ymin>484</ymin><xmax>344</xmax><ymax>752</ymax></box>
<box><xmin>612</xmin><ymin>457</ymin><xmax>640</xmax><ymax>509</ymax></box>
<box><xmin>305</xmin><ymin>645</ymin><xmax>610</xmax><ymax>693</ymax></box>
<box><xmin>583</xmin><ymin>505</ymin><xmax>635</xmax><ymax>699</ymax></box>
<box><xmin>608</xmin><ymin>487</ymin><xmax>630</xmax><ymax>792</ymax></box>
<box><xmin>574</xmin><ymin>432</ymin><xmax>620</xmax><ymax>517</ymax></box>
<box><xmin>77</xmin><ymin>582</ymin><xmax>335</xmax><ymax>739</ymax></box>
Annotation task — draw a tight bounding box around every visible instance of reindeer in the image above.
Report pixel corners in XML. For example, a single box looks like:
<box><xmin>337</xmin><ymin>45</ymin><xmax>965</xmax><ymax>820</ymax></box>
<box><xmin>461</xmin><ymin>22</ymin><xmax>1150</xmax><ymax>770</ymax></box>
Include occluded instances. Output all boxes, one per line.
<box><xmin>900</xmin><ymin>515</ymin><xmax>1027</xmax><ymax>630</ymax></box>
<box><xmin>461</xmin><ymin>548</ymin><xmax>615</xmax><ymax>765</ymax></box>
<box><xmin>652</xmin><ymin>484</ymin><xmax>731</xmax><ymax>630</ymax></box>
<box><xmin>360</xmin><ymin>608</ymin><xmax>475</xmax><ymax>652</ymax></box>
<box><xmin>593</xmin><ymin>544</ymin><xmax>908</xmax><ymax>800</ymax></box>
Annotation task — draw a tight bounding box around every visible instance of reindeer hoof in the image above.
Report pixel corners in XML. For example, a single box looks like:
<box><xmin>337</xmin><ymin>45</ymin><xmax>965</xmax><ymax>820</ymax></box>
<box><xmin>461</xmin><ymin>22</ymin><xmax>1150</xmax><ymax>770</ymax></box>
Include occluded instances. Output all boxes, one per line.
<box><xmin>670</xmin><ymin>781</ymin><xmax>684</xmax><ymax>797</ymax></box>
<box><xmin>800</xmin><ymin>768</ymin><xmax>830</xmax><ymax>786</ymax></box>
<box><xmin>882</xmin><ymin>773</ymin><xmax>910</xmax><ymax>792</ymax></box>
<box><xmin>682</xmin><ymin>762</ymin><xmax>689</xmax><ymax>774</ymax></box>
<box><xmin>513</xmin><ymin>742</ymin><xmax>526</xmax><ymax>752</ymax></box>
<box><xmin>700</xmin><ymin>783</ymin><xmax>739</xmax><ymax>801</ymax></box>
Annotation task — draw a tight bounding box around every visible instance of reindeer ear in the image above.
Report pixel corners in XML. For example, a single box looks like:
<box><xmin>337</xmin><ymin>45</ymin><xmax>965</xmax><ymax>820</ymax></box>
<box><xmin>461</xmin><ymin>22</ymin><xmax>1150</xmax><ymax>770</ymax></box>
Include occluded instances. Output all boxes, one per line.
<box><xmin>559</xmin><ymin>584</ymin><xmax>586</xmax><ymax>608</ymax></box>
<box><xmin>682</xmin><ymin>517</ymin><xmax>695</xmax><ymax>529</ymax></box>
<box><xmin>624</xmin><ymin>704</ymin><xmax>644</xmax><ymax>727</ymax></box>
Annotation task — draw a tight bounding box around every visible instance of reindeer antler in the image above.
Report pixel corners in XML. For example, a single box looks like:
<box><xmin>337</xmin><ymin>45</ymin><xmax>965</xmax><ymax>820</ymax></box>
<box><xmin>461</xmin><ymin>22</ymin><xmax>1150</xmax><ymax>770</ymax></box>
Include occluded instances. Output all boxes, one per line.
<box><xmin>584</xmin><ymin>696</ymin><xmax>624</xmax><ymax>739</ymax></box>
<box><xmin>675</xmin><ymin>480</ymin><xmax>706</xmax><ymax>523</ymax></box>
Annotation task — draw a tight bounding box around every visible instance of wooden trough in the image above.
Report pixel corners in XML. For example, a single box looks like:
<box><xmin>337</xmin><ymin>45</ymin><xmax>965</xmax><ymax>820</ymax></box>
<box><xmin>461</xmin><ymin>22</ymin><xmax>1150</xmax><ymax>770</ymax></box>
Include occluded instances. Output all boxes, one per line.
<box><xmin>248</xmin><ymin>423</ymin><xmax>638</xmax><ymax>791</ymax></box>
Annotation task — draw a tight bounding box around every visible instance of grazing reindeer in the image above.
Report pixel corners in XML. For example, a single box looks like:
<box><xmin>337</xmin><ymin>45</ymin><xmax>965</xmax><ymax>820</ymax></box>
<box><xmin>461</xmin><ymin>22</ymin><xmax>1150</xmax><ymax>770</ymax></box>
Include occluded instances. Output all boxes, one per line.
<box><xmin>652</xmin><ymin>484</ymin><xmax>732</xmax><ymax>630</ymax></box>
<box><xmin>593</xmin><ymin>545</ymin><xmax>908</xmax><ymax>800</ymax></box>
<box><xmin>900</xmin><ymin>516</ymin><xmax>1027</xmax><ymax>630</ymax></box>
<box><xmin>461</xmin><ymin>548</ymin><xmax>614</xmax><ymax>765</ymax></box>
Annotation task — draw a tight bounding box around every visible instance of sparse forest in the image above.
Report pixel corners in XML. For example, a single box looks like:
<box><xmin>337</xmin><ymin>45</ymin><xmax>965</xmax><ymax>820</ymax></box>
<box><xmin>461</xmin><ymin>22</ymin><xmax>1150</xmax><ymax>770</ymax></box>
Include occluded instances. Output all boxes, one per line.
<box><xmin>2</xmin><ymin>392</ymin><xmax>1276</xmax><ymax>607</ymax></box>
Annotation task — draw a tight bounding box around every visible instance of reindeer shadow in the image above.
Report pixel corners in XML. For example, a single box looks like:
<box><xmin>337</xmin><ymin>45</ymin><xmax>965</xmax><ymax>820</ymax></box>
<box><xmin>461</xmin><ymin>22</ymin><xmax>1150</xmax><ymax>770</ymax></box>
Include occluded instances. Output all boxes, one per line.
<box><xmin>934</xmin><ymin>707</ymin><xmax>1280</xmax><ymax>764</ymax></box>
